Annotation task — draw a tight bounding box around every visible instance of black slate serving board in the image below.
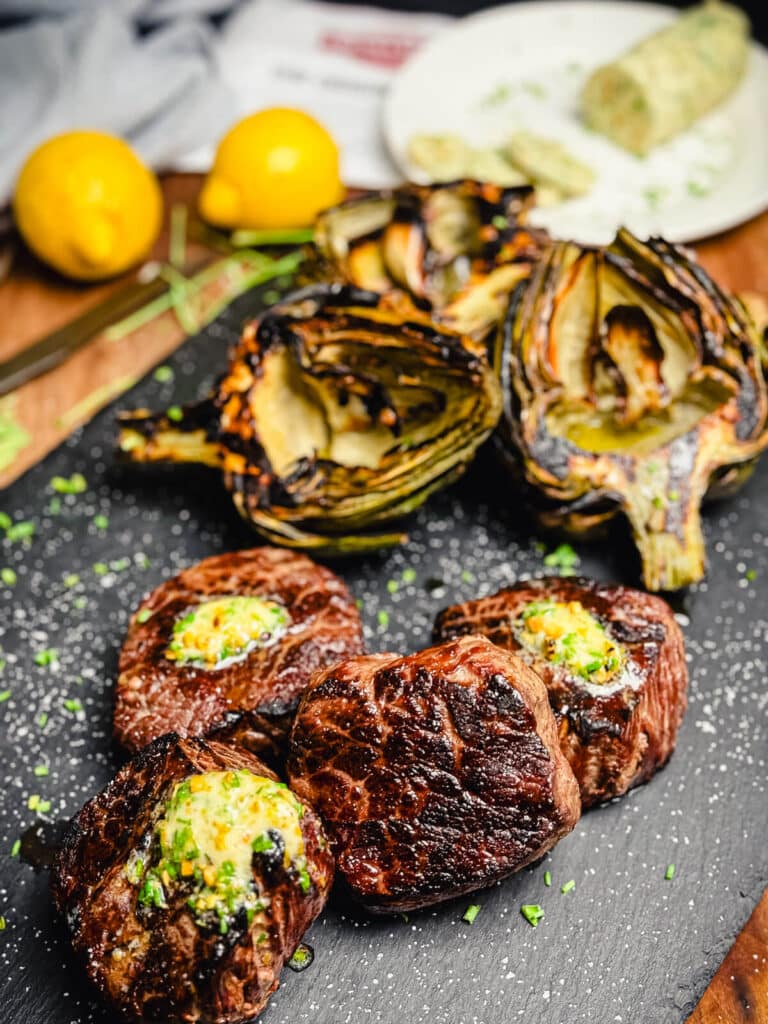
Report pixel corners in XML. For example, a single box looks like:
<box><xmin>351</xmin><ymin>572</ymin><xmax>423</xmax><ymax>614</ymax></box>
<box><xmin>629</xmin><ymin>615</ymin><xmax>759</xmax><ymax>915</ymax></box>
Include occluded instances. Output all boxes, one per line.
<box><xmin>1</xmin><ymin>286</ymin><xmax>766</xmax><ymax>1024</ymax></box>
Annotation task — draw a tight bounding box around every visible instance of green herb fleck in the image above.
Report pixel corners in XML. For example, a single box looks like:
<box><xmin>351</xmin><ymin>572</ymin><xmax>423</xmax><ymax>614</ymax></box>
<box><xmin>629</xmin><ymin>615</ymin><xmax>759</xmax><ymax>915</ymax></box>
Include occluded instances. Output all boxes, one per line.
<box><xmin>652</xmin><ymin>495</ymin><xmax>665</xmax><ymax>509</ymax></box>
<box><xmin>463</xmin><ymin>903</ymin><xmax>482</xmax><ymax>924</ymax></box>
<box><xmin>110</xmin><ymin>557</ymin><xmax>130</xmax><ymax>572</ymax></box>
<box><xmin>1</xmin><ymin>567</ymin><xmax>16</xmax><ymax>586</ymax></box>
<box><xmin>297</xmin><ymin>866</ymin><xmax>311</xmax><ymax>893</ymax></box>
<box><xmin>288</xmin><ymin>943</ymin><xmax>312</xmax><ymax>968</ymax></box>
<box><xmin>401</xmin><ymin>568</ymin><xmax>417</xmax><ymax>584</ymax></box>
<box><xmin>34</xmin><ymin>649</ymin><xmax>58</xmax><ymax>667</ymax></box>
<box><xmin>686</xmin><ymin>180</ymin><xmax>710</xmax><ymax>198</ymax></box>
<box><xmin>47</xmin><ymin>497</ymin><xmax>62</xmax><ymax>515</ymax></box>
<box><xmin>33</xmin><ymin>765</ymin><xmax>49</xmax><ymax>777</ymax></box>
<box><xmin>50</xmin><ymin>473</ymin><xmax>87</xmax><ymax>495</ymax></box>
<box><xmin>73</xmin><ymin>596</ymin><xmax>88</xmax><ymax>610</ymax></box>
<box><xmin>461</xmin><ymin>569</ymin><xmax>474</xmax><ymax>583</ymax></box>
<box><xmin>27</xmin><ymin>794</ymin><xmax>39</xmax><ymax>811</ymax></box>
<box><xmin>93</xmin><ymin>562</ymin><xmax>109</xmax><ymax>576</ymax></box>
<box><xmin>543</xmin><ymin>543</ymin><xmax>580</xmax><ymax>572</ymax></box>
<box><xmin>745</xmin><ymin>569</ymin><xmax>757</xmax><ymax>582</ymax></box>
<box><xmin>522</xmin><ymin>80</ymin><xmax>547</xmax><ymax>98</ymax></box>
<box><xmin>492</xmin><ymin>215</ymin><xmax>509</xmax><ymax>230</ymax></box>
<box><xmin>544</xmin><ymin>870</ymin><xmax>552</xmax><ymax>887</ymax></box>
<box><xmin>668</xmin><ymin>490</ymin><xmax>680</xmax><ymax>502</ymax></box>
<box><xmin>251</xmin><ymin>834</ymin><xmax>274</xmax><ymax>854</ymax></box>
<box><xmin>93</xmin><ymin>514</ymin><xmax>109</xmax><ymax>530</ymax></box>
<box><xmin>0</xmin><ymin>690</ymin><xmax>11</xmax><ymax>704</ymax></box>
<box><xmin>377</xmin><ymin>610</ymin><xmax>390</xmax><ymax>629</ymax></box>
<box><xmin>10</xmin><ymin>839</ymin><xmax>20</xmax><ymax>857</ymax></box>
<box><xmin>37</xmin><ymin>712</ymin><xmax>48</xmax><ymax>729</ymax></box>
<box><xmin>153</xmin><ymin>365</ymin><xmax>174</xmax><ymax>383</ymax></box>
<box><xmin>665</xmin><ymin>863</ymin><xmax>676</xmax><ymax>881</ymax></box>
<box><xmin>0</xmin><ymin>916</ymin><xmax>5</xmax><ymax>930</ymax></box>
<box><xmin>561</xmin><ymin>879</ymin><xmax>575</xmax><ymax>894</ymax></box>
<box><xmin>386</xmin><ymin>579</ymin><xmax>399</xmax><ymax>594</ymax></box>
<box><xmin>521</xmin><ymin>903</ymin><xmax>545</xmax><ymax>927</ymax></box>
<box><xmin>0</xmin><ymin>513</ymin><xmax>10</xmax><ymax>531</ymax></box>
<box><xmin>167</xmin><ymin>406</ymin><xmax>183</xmax><ymax>423</ymax></box>
<box><xmin>63</xmin><ymin>573</ymin><xmax>80</xmax><ymax>588</ymax></box>
<box><xmin>6</xmin><ymin>521</ymin><xmax>35</xmax><ymax>543</ymax></box>
<box><xmin>63</xmin><ymin>698</ymin><xmax>83</xmax><ymax>714</ymax></box>
<box><xmin>136</xmin><ymin>608</ymin><xmax>153</xmax><ymax>624</ymax></box>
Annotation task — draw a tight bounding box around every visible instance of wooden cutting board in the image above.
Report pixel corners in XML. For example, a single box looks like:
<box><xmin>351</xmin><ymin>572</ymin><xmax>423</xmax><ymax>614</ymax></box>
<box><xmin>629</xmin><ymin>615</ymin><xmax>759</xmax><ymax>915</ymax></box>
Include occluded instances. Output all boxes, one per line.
<box><xmin>687</xmin><ymin>888</ymin><xmax>768</xmax><ymax>1022</ymax></box>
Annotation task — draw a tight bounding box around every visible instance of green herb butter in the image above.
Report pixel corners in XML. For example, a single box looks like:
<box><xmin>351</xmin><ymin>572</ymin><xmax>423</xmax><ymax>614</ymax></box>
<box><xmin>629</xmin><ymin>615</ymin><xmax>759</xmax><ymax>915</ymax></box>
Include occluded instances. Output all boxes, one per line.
<box><xmin>166</xmin><ymin>596</ymin><xmax>289</xmax><ymax>668</ymax></box>
<box><xmin>517</xmin><ymin>599</ymin><xmax>623</xmax><ymax>684</ymax></box>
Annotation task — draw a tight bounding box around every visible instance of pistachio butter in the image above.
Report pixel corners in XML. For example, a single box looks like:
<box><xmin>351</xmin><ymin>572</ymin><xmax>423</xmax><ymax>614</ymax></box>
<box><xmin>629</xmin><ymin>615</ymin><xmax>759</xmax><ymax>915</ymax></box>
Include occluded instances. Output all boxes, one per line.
<box><xmin>133</xmin><ymin>769</ymin><xmax>309</xmax><ymax>933</ymax></box>
<box><xmin>517</xmin><ymin>599</ymin><xmax>623</xmax><ymax>684</ymax></box>
<box><xmin>166</xmin><ymin>596</ymin><xmax>289</xmax><ymax>668</ymax></box>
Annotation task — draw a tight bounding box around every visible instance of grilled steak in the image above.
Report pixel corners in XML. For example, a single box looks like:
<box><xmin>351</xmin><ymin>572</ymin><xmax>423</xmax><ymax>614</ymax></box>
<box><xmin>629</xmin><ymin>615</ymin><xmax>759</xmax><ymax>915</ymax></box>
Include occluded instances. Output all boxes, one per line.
<box><xmin>433</xmin><ymin>576</ymin><xmax>688</xmax><ymax>807</ymax></box>
<box><xmin>51</xmin><ymin>734</ymin><xmax>334</xmax><ymax>1024</ymax></box>
<box><xmin>114</xmin><ymin>547</ymin><xmax>364</xmax><ymax>756</ymax></box>
<box><xmin>287</xmin><ymin>635</ymin><xmax>580</xmax><ymax>913</ymax></box>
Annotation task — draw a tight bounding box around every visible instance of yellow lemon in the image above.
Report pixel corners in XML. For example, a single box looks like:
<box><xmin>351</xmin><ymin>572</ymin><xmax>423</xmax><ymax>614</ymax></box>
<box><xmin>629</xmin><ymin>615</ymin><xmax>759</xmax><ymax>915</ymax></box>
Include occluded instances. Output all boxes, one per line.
<box><xmin>13</xmin><ymin>131</ymin><xmax>163</xmax><ymax>281</ymax></box>
<box><xmin>199</xmin><ymin>108</ymin><xmax>344</xmax><ymax>230</ymax></box>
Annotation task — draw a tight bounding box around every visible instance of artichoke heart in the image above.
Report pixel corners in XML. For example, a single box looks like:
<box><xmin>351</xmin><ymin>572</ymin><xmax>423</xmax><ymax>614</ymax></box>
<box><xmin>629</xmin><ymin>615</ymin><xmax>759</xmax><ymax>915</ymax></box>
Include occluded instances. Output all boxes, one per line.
<box><xmin>315</xmin><ymin>180</ymin><xmax>548</xmax><ymax>339</ymax></box>
<box><xmin>118</xmin><ymin>285</ymin><xmax>502</xmax><ymax>553</ymax></box>
<box><xmin>496</xmin><ymin>228</ymin><xmax>768</xmax><ymax>591</ymax></box>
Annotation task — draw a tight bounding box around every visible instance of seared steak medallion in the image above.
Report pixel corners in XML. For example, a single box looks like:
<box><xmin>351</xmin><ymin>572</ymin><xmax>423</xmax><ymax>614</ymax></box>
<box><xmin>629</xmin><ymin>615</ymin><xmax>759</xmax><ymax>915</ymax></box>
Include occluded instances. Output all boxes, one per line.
<box><xmin>287</xmin><ymin>635</ymin><xmax>581</xmax><ymax>913</ymax></box>
<box><xmin>433</xmin><ymin>577</ymin><xmax>688</xmax><ymax>807</ymax></box>
<box><xmin>114</xmin><ymin>547</ymin><xmax>364</xmax><ymax>755</ymax></box>
<box><xmin>51</xmin><ymin>734</ymin><xmax>334</xmax><ymax>1024</ymax></box>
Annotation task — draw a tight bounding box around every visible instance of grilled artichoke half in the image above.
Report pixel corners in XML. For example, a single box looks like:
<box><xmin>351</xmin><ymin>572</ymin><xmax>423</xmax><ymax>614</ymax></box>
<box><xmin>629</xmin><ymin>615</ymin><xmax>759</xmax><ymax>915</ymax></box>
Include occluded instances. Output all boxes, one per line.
<box><xmin>496</xmin><ymin>228</ymin><xmax>768</xmax><ymax>591</ymax></box>
<box><xmin>314</xmin><ymin>180</ymin><xmax>547</xmax><ymax>339</ymax></box>
<box><xmin>118</xmin><ymin>285</ymin><xmax>502</xmax><ymax>553</ymax></box>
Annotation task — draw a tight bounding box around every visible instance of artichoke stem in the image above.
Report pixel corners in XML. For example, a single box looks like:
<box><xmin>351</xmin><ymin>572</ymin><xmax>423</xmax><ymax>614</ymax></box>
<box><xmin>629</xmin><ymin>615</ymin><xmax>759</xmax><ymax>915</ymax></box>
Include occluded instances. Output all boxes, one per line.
<box><xmin>623</xmin><ymin>499</ymin><xmax>706</xmax><ymax>592</ymax></box>
<box><xmin>117</xmin><ymin>402</ymin><xmax>220</xmax><ymax>469</ymax></box>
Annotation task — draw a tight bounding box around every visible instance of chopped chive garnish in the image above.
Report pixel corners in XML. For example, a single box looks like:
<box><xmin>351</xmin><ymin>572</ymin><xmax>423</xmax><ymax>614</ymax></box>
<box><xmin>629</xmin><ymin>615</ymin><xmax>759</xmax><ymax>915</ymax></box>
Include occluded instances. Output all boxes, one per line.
<box><xmin>93</xmin><ymin>514</ymin><xmax>109</xmax><ymax>530</ymax></box>
<box><xmin>668</xmin><ymin>490</ymin><xmax>680</xmax><ymax>502</ymax></box>
<box><xmin>27</xmin><ymin>795</ymin><xmax>39</xmax><ymax>810</ymax></box>
<box><xmin>37</xmin><ymin>800</ymin><xmax>52</xmax><ymax>814</ymax></box>
<box><xmin>461</xmin><ymin>569</ymin><xmax>474</xmax><ymax>583</ymax></box>
<box><xmin>463</xmin><ymin>903</ymin><xmax>482</xmax><ymax>924</ymax></box>
<box><xmin>50</xmin><ymin>473</ymin><xmax>87</xmax><ymax>495</ymax></box>
<box><xmin>561</xmin><ymin>879</ymin><xmax>575</xmax><ymax>894</ymax></box>
<box><xmin>47</xmin><ymin>497</ymin><xmax>62</xmax><ymax>515</ymax></box>
<box><xmin>93</xmin><ymin>562</ymin><xmax>109</xmax><ymax>576</ymax></box>
<box><xmin>0</xmin><ymin>512</ymin><xmax>10</xmax><ymax>530</ymax></box>
<box><xmin>0</xmin><ymin>690</ymin><xmax>11</xmax><ymax>703</ymax></box>
<box><xmin>231</xmin><ymin>227</ymin><xmax>315</xmax><ymax>247</ymax></box>
<box><xmin>34</xmin><ymin>649</ymin><xmax>58</xmax><ymax>667</ymax></box>
<box><xmin>401</xmin><ymin>568</ymin><xmax>417</xmax><ymax>584</ymax></box>
<box><xmin>1</xmin><ymin>568</ymin><xmax>16</xmax><ymax>586</ymax></box>
<box><xmin>63</xmin><ymin>572</ymin><xmax>80</xmax><ymax>587</ymax></box>
<box><xmin>377</xmin><ymin>610</ymin><xmax>389</xmax><ymax>628</ymax></box>
<box><xmin>73</xmin><ymin>597</ymin><xmax>87</xmax><ymax>610</ymax></box>
<box><xmin>543</xmin><ymin>870</ymin><xmax>552</xmax><ymax>887</ymax></box>
<box><xmin>33</xmin><ymin>765</ymin><xmax>49</xmax><ymax>777</ymax></box>
<box><xmin>745</xmin><ymin>569</ymin><xmax>757</xmax><ymax>582</ymax></box>
<box><xmin>136</xmin><ymin>608</ymin><xmax>152</xmax><ymax>623</ymax></box>
<box><xmin>6</xmin><ymin>521</ymin><xmax>35</xmax><ymax>542</ymax></box>
<box><xmin>543</xmin><ymin>543</ymin><xmax>580</xmax><ymax>572</ymax></box>
<box><xmin>491</xmin><ymin>214</ymin><xmax>509</xmax><ymax>230</ymax></box>
<box><xmin>0</xmin><ymin>916</ymin><xmax>5</xmax><ymax>930</ymax></box>
<box><xmin>665</xmin><ymin>863</ymin><xmax>676</xmax><ymax>880</ymax></box>
<box><xmin>153</xmin><ymin>365</ymin><xmax>174</xmax><ymax>383</ymax></box>
<box><xmin>110</xmin><ymin>558</ymin><xmax>130</xmax><ymax>572</ymax></box>
<box><xmin>10</xmin><ymin>839</ymin><xmax>20</xmax><ymax>857</ymax></box>
<box><xmin>167</xmin><ymin>406</ymin><xmax>183</xmax><ymax>423</ymax></box>
<box><xmin>521</xmin><ymin>904</ymin><xmax>544</xmax><ymax>927</ymax></box>
<box><xmin>63</xmin><ymin>698</ymin><xmax>83</xmax><ymax>714</ymax></box>
<box><xmin>37</xmin><ymin>712</ymin><xmax>48</xmax><ymax>729</ymax></box>
<box><xmin>386</xmin><ymin>579</ymin><xmax>398</xmax><ymax>594</ymax></box>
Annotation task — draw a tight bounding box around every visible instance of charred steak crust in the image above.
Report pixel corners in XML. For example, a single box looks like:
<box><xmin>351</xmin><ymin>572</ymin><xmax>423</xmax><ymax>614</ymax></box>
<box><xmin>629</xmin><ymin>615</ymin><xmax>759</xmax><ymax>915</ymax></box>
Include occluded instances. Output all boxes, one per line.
<box><xmin>51</xmin><ymin>734</ymin><xmax>334</xmax><ymax>1024</ymax></box>
<box><xmin>287</xmin><ymin>635</ymin><xmax>580</xmax><ymax>913</ymax></box>
<box><xmin>114</xmin><ymin>547</ymin><xmax>365</xmax><ymax>755</ymax></box>
<box><xmin>433</xmin><ymin>576</ymin><xmax>688</xmax><ymax>807</ymax></box>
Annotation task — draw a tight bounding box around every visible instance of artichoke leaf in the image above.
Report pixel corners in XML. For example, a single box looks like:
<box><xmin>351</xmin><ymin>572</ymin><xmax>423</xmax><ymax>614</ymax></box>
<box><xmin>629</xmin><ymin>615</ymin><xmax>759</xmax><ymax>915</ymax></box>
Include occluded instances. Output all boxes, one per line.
<box><xmin>118</xmin><ymin>285</ymin><xmax>502</xmax><ymax>554</ymax></box>
<box><xmin>315</xmin><ymin>180</ymin><xmax>548</xmax><ymax>340</ymax></box>
<box><xmin>496</xmin><ymin>228</ymin><xmax>768</xmax><ymax>591</ymax></box>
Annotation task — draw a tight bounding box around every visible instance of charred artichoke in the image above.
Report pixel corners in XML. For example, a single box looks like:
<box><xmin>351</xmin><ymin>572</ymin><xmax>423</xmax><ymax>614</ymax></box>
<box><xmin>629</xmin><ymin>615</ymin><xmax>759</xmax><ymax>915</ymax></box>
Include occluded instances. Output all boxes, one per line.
<box><xmin>315</xmin><ymin>180</ymin><xmax>547</xmax><ymax>338</ymax></box>
<box><xmin>496</xmin><ymin>228</ymin><xmax>768</xmax><ymax>591</ymax></box>
<box><xmin>118</xmin><ymin>285</ymin><xmax>502</xmax><ymax>552</ymax></box>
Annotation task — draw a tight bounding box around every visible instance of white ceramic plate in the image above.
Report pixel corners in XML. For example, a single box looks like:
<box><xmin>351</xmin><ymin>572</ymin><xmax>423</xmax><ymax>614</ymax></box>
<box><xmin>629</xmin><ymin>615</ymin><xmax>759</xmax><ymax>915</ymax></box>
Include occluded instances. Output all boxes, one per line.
<box><xmin>383</xmin><ymin>0</ymin><xmax>768</xmax><ymax>243</ymax></box>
